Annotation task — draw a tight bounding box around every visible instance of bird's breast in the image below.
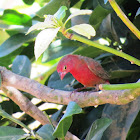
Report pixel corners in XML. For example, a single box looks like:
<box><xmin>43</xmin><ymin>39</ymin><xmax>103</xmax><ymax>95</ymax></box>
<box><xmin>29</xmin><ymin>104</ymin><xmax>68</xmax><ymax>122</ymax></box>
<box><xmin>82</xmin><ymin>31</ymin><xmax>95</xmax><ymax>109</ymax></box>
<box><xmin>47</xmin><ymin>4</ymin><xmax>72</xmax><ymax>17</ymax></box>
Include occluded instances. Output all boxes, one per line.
<box><xmin>70</xmin><ymin>63</ymin><xmax>104</xmax><ymax>87</ymax></box>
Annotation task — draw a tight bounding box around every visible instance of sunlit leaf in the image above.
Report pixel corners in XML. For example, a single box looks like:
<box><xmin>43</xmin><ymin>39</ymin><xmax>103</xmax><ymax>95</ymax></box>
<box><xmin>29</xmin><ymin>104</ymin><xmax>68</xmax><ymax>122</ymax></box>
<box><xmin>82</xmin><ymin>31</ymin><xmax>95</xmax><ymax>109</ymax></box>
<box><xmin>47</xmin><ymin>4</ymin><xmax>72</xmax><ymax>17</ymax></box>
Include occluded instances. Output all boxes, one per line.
<box><xmin>34</xmin><ymin>28</ymin><xmax>60</xmax><ymax>60</ymax></box>
<box><xmin>0</xmin><ymin>9</ymin><xmax>32</xmax><ymax>26</ymax></box>
<box><xmin>65</xmin><ymin>10</ymin><xmax>92</xmax><ymax>25</ymax></box>
<box><xmin>26</xmin><ymin>22</ymin><xmax>55</xmax><ymax>35</ymax></box>
<box><xmin>69</xmin><ymin>24</ymin><xmax>96</xmax><ymax>39</ymax></box>
<box><xmin>54</xmin><ymin>6</ymin><xmax>68</xmax><ymax>22</ymax></box>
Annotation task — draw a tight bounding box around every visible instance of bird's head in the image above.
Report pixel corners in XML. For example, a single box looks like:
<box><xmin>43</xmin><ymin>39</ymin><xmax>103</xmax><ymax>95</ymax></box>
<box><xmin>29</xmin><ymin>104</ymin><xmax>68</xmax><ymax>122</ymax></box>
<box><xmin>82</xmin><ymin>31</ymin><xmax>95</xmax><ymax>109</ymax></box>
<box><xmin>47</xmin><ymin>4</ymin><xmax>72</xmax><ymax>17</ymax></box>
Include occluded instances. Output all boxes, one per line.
<box><xmin>57</xmin><ymin>55</ymin><xmax>74</xmax><ymax>80</ymax></box>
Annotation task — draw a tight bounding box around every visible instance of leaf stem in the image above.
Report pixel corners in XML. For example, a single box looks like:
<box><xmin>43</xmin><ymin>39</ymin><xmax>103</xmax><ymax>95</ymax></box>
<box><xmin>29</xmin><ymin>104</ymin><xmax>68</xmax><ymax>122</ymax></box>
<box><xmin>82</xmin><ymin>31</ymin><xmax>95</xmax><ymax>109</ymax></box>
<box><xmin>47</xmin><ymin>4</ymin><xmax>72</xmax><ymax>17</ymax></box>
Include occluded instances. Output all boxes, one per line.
<box><xmin>100</xmin><ymin>82</ymin><xmax>140</xmax><ymax>90</ymax></box>
<box><xmin>70</xmin><ymin>33</ymin><xmax>140</xmax><ymax>66</ymax></box>
<box><xmin>108</xmin><ymin>0</ymin><xmax>140</xmax><ymax>40</ymax></box>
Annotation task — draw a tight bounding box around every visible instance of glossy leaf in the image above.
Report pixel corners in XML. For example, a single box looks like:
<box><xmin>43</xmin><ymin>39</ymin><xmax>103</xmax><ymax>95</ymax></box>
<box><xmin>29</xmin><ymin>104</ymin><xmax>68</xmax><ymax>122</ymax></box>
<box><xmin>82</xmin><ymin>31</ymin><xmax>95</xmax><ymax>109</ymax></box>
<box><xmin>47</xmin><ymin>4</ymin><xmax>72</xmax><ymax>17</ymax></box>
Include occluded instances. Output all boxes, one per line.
<box><xmin>102</xmin><ymin>99</ymin><xmax>140</xmax><ymax>140</ymax></box>
<box><xmin>89</xmin><ymin>5</ymin><xmax>111</xmax><ymax>30</ymax></box>
<box><xmin>53</xmin><ymin>101</ymin><xmax>83</xmax><ymax>138</ymax></box>
<box><xmin>54</xmin><ymin>6</ymin><xmax>67</xmax><ymax>22</ymax></box>
<box><xmin>23</xmin><ymin>0</ymin><xmax>35</xmax><ymax>5</ymax></box>
<box><xmin>0</xmin><ymin>9</ymin><xmax>32</xmax><ymax>26</ymax></box>
<box><xmin>0</xmin><ymin>106</ymin><xmax>30</xmax><ymax>131</ymax></box>
<box><xmin>42</xmin><ymin>39</ymin><xmax>80</xmax><ymax>62</ymax></box>
<box><xmin>69</xmin><ymin>24</ymin><xmax>96</xmax><ymax>39</ymax></box>
<box><xmin>0</xmin><ymin>126</ymin><xmax>25</xmax><ymax>140</ymax></box>
<box><xmin>0</xmin><ymin>48</ymin><xmax>23</xmax><ymax>68</ymax></box>
<box><xmin>85</xmin><ymin>118</ymin><xmax>112</xmax><ymax>140</ymax></box>
<box><xmin>37</xmin><ymin>124</ymin><xmax>55</xmax><ymax>140</ymax></box>
<box><xmin>12</xmin><ymin>55</ymin><xmax>31</xmax><ymax>78</ymax></box>
<box><xmin>48</xmin><ymin>71</ymin><xmax>75</xmax><ymax>91</ymax></box>
<box><xmin>36</xmin><ymin>0</ymin><xmax>69</xmax><ymax>17</ymax></box>
<box><xmin>34</xmin><ymin>28</ymin><xmax>60</xmax><ymax>60</ymax></box>
<box><xmin>0</xmin><ymin>33</ymin><xmax>35</xmax><ymax>58</ymax></box>
<box><xmin>110</xmin><ymin>70</ymin><xmax>140</xmax><ymax>79</ymax></box>
<box><xmin>73</xmin><ymin>46</ymin><xmax>105</xmax><ymax>58</ymax></box>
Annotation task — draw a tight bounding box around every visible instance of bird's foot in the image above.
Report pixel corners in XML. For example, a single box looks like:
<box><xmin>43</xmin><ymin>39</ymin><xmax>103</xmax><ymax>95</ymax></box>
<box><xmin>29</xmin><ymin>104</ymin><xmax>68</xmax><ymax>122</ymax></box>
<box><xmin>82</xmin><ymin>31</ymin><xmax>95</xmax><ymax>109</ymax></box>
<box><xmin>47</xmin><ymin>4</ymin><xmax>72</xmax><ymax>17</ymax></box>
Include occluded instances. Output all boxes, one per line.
<box><xmin>69</xmin><ymin>87</ymin><xmax>87</xmax><ymax>98</ymax></box>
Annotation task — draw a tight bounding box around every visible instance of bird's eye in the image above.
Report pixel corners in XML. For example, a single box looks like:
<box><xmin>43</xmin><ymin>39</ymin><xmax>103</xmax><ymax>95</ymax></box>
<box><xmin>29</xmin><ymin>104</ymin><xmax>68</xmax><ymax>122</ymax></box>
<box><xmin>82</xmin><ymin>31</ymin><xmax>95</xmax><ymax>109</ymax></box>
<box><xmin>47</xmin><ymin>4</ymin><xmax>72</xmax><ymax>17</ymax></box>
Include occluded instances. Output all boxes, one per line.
<box><xmin>63</xmin><ymin>65</ymin><xmax>67</xmax><ymax>70</ymax></box>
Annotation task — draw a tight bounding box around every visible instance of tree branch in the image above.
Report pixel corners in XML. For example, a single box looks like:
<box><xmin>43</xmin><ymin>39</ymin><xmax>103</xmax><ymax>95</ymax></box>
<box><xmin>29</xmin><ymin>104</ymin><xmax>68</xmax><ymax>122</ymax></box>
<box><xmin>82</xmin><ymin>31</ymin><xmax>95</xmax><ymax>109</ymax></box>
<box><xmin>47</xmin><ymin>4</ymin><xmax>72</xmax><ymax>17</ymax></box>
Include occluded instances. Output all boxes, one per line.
<box><xmin>1</xmin><ymin>84</ymin><xmax>79</xmax><ymax>140</ymax></box>
<box><xmin>1</xmin><ymin>86</ymin><xmax>50</xmax><ymax>125</ymax></box>
<box><xmin>0</xmin><ymin>66</ymin><xmax>140</xmax><ymax>108</ymax></box>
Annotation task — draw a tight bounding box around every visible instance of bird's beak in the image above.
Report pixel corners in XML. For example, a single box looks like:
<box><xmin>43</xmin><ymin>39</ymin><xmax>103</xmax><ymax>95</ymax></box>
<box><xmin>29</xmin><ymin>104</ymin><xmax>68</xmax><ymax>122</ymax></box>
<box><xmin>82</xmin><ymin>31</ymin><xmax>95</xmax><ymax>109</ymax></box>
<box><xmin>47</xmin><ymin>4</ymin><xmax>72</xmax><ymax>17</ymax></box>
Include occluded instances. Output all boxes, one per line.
<box><xmin>58</xmin><ymin>72</ymin><xmax>67</xmax><ymax>80</ymax></box>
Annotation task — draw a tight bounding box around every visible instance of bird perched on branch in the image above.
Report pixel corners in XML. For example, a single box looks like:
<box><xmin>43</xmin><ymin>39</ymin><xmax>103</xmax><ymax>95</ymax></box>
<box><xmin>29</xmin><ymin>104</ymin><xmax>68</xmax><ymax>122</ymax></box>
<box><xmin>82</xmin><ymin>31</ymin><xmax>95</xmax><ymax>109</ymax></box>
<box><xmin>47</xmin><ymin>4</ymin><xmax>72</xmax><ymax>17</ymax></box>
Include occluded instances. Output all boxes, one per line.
<box><xmin>57</xmin><ymin>54</ymin><xmax>109</xmax><ymax>90</ymax></box>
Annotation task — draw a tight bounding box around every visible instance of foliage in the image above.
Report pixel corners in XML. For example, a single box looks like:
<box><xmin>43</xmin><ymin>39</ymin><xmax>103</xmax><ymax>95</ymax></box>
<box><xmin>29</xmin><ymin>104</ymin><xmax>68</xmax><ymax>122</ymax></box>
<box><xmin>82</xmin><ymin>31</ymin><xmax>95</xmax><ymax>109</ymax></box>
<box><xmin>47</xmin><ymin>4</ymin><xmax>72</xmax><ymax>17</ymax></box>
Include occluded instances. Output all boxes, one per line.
<box><xmin>0</xmin><ymin>0</ymin><xmax>140</xmax><ymax>139</ymax></box>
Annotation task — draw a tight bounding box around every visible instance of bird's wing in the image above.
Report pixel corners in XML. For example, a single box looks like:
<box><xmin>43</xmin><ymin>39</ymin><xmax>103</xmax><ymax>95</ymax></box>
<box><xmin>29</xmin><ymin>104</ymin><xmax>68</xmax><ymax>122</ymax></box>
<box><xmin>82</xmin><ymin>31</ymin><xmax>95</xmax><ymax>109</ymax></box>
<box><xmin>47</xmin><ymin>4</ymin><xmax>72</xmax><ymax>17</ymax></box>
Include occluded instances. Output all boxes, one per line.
<box><xmin>80</xmin><ymin>56</ymin><xmax>110</xmax><ymax>79</ymax></box>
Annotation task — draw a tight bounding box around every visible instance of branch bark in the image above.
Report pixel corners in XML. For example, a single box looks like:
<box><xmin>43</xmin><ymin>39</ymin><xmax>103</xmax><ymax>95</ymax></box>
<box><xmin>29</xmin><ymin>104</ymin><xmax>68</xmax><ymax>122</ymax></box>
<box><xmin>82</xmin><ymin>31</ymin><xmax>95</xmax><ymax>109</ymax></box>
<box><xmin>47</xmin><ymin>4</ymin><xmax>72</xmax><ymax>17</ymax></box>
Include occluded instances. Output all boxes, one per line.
<box><xmin>1</xmin><ymin>86</ymin><xmax>50</xmax><ymax>125</ymax></box>
<box><xmin>0</xmin><ymin>66</ymin><xmax>140</xmax><ymax>108</ymax></box>
<box><xmin>1</xmin><ymin>77</ymin><xmax>79</xmax><ymax>140</ymax></box>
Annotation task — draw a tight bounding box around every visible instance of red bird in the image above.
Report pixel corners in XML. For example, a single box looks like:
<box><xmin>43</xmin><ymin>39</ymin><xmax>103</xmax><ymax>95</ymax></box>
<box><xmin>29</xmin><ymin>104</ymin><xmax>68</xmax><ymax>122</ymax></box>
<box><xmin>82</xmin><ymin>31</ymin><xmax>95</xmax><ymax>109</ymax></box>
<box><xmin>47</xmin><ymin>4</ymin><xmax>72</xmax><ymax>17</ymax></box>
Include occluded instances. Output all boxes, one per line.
<box><xmin>57</xmin><ymin>54</ymin><xmax>109</xmax><ymax>88</ymax></box>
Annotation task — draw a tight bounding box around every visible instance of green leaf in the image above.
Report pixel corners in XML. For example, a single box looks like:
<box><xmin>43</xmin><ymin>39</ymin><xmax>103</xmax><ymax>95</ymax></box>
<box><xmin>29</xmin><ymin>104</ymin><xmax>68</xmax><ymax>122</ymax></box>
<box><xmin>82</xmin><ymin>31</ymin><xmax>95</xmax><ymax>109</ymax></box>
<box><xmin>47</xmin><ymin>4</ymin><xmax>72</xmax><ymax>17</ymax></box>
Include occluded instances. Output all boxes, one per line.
<box><xmin>34</xmin><ymin>28</ymin><xmax>60</xmax><ymax>60</ymax></box>
<box><xmin>0</xmin><ymin>47</ymin><xmax>23</xmax><ymax>68</ymax></box>
<box><xmin>73</xmin><ymin>46</ymin><xmax>105</xmax><ymax>58</ymax></box>
<box><xmin>102</xmin><ymin>100</ymin><xmax>140</xmax><ymax>140</ymax></box>
<box><xmin>37</xmin><ymin>124</ymin><xmax>55</xmax><ymax>140</ymax></box>
<box><xmin>12</xmin><ymin>55</ymin><xmax>31</xmax><ymax>78</ymax></box>
<box><xmin>0</xmin><ymin>9</ymin><xmax>32</xmax><ymax>26</ymax></box>
<box><xmin>0</xmin><ymin>33</ymin><xmax>35</xmax><ymax>58</ymax></box>
<box><xmin>89</xmin><ymin>5</ymin><xmax>111</xmax><ymax>30</ymax></box>
<box><xmin>54</xmin><ymin>6</ymin><xmax>68</xmax><ymax>23</ymax></box>
<box><xmin>127</xmin><ymin>111</ymin><xmax>140</xmax><ymax>140</ymax></box>
<box><xmin>42</xmin><ymin>39</ymin><xmax>80</xmax><ymax>62</ymax></box>
<box><xmin>23</xmin><ymin>0</ymin><xmax>35</xmax><ymax>5</ymax></box>
<box><xmin>0</xmin><ymin>72</ymin><xmax>1</xmax><ymax>88</ymax></box>
<box><xmin>0</xmin><ymin>105</ymin><xmax>30</xmax><ymax>131</ymax></box>
<box><xmin>0</xmin><ymin>126</ymin><xmax>25</xmax><ymax>140</ymax></box>
<box><xmin>85</xmin><ymin>118</ymin><xmax>112</xmax><ymax>140</ymax></box>
<box><xmin>36</xmin><ymin>0</ymin><xmax>69</xmax><ymax>17</ymax></box>
<box><xmin>48</xmin><ymin>71</ymin><xmax>75</xmax><ymax>91</ymax></box>
<box><xmin>110</xmin><ymin>70</ymin><xmax>140</xmax><ymax>79</ymax></box>
<box><xmin>53</xmin><ymin>101</ymin><xmax>83</xmax><ymax>138</ymax></box>
<box><xmin>69</xmin><ymin>24</ymin><xmax>96</xmax><ymax>39</ymax></box>
<box><xmin>65</xmin><ymin>9</ymin><xmax>92</xmax><ymax>25</ymax></box>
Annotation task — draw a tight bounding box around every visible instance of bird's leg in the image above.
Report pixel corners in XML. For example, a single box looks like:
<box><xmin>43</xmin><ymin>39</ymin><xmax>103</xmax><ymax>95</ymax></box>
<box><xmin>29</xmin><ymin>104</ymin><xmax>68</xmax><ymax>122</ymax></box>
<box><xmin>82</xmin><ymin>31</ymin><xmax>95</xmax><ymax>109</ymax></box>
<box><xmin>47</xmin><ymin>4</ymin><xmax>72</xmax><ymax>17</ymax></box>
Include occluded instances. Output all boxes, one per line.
<box><xmin>69</xmin><ymin>86</ymin><xmax>88</xmax><ymax>98</ymax></box>
<box><xmin>73</xmin><ymin>86</ymin><xmax>88</xmax><ymax>92</ymax></box>
<box><xmin>95</xmin><ymin>85</ymin><xmax>100</xmax><ymax>91</ymax></box>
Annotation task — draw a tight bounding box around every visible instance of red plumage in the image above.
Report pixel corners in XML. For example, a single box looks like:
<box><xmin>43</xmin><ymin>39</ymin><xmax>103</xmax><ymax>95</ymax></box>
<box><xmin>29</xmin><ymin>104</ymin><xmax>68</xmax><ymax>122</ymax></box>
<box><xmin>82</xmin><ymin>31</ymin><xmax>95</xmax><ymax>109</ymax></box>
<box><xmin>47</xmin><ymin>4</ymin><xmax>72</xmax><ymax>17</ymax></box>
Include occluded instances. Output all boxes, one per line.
<box><xmin>57</xmin><ymin>54</ymin><xmax>109</xmax><ymax>87</ymax></box>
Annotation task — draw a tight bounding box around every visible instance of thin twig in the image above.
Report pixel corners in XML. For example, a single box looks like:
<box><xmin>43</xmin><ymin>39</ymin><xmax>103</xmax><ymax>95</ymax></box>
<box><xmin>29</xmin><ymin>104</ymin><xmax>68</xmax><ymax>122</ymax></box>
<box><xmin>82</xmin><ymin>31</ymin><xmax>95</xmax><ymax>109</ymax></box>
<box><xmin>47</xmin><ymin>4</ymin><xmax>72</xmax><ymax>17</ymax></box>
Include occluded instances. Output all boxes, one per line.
<box><xmin>108</xmin><ymin>0</ymin><xmax>140</xmax><ymax>39</ymax></box>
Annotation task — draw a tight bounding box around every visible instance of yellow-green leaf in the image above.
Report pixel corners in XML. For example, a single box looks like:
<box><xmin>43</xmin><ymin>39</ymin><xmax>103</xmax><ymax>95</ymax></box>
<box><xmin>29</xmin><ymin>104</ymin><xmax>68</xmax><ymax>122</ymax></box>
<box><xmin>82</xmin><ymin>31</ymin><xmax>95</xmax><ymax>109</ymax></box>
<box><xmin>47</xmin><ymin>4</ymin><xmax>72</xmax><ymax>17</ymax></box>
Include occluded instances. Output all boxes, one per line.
<box><xmin>70</xmin><ymin>24</ymin><xmax>96</xmax><ymax>39</ymax></box>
